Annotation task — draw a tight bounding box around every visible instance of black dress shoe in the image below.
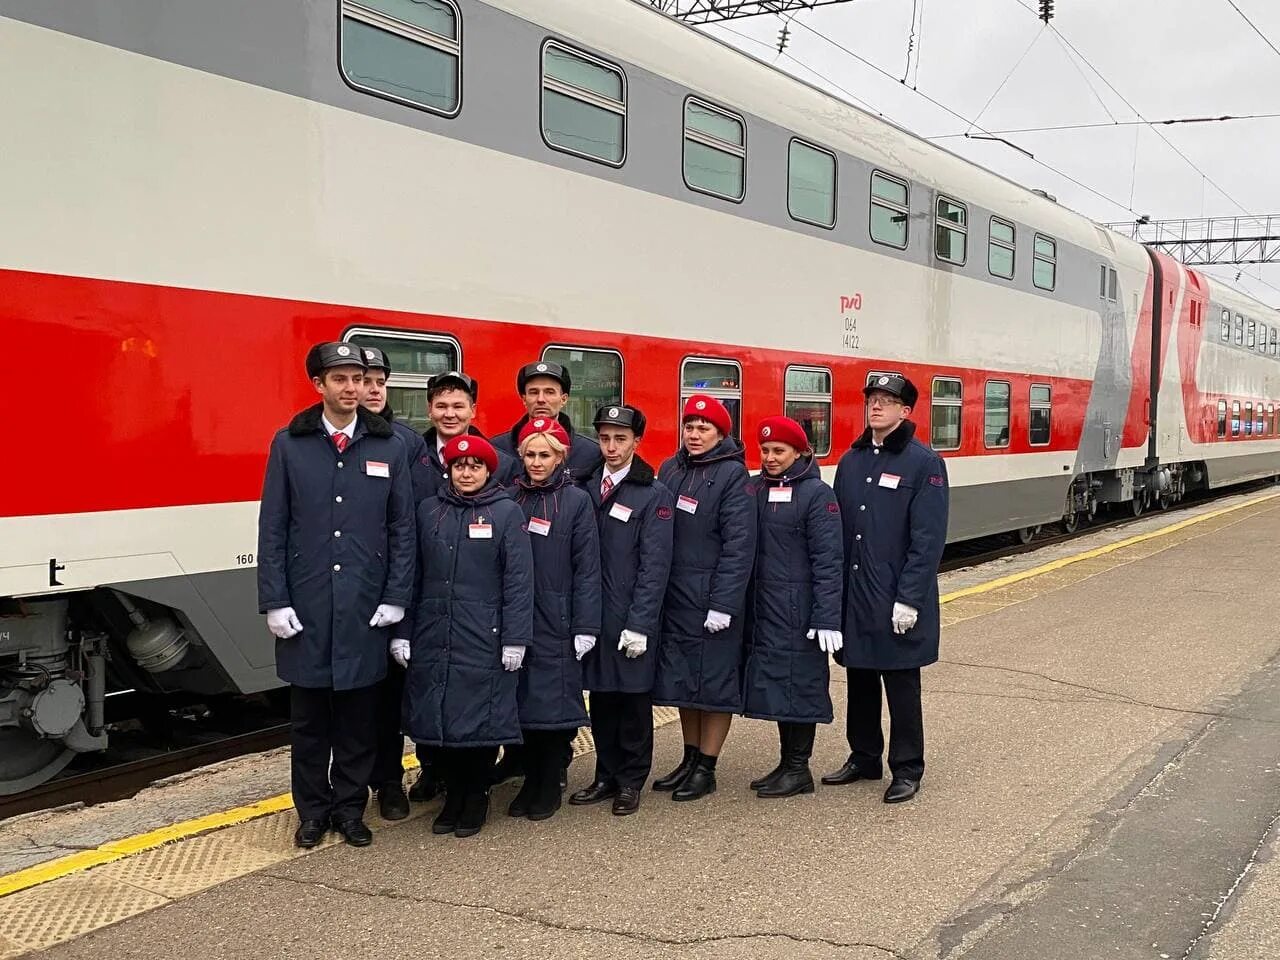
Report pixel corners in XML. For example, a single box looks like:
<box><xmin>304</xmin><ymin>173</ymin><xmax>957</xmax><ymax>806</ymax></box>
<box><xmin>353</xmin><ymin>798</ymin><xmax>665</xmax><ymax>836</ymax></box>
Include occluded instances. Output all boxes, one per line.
<box><xmin>821</xmin><ymin>759</ymin><xmax>884</xmax><ymax>786</ymax></box>
<box><xmin>294</xmin><ymin>819</ymin><xmax>328</xmax><ymax>849</ymax></box>
<box><xmin>432</xmin><ymin>791</ymin><xmax>464</xmax><ymax>834</ymax></box>
<box><xmin>376</xmin><ymin>781</ymin><xmax>410</xmax><ymax>821</ymax></box>
<box><xmin>332</xmin><ymin>818</ymin><xmax>373</xmax><ymax>847</ymax></box>
<box><xmin>749</xmin><ymin>762</ymin><xmax>786</xmax><ymax>791</ymax></box>
<box><xmin>611</xmin><ymin>787</ymin><xmax>641</xmax><ymax>816</ymax></box>
<box><xmin>408</xmin><ymin>769</ymin><xmax>439</xmax><ymax>803</ymax></box>
<box><xmin>757</xmin><ymin>764</ymin><xmax>815</xmax><ymax>798</ymax></box>
<box><xmin>569</xmin><ymin>780</ymin><xmax>618</xmax><ymax>805</ymax></box>
<box><xmin>884</xmin><ymin>778</ymin><xmax>920</xmax><ymax>804</ymax></box>
<box><xmin>672</xmin><ymin>758</ymin><xmax>716</xmax><ymax>802</ymax></box>
<box><xmin>652</xmin><ymin>744</ymin><xmax>698</xmax><ymax>792</ymax></box>
<box><xmin>454</xmin><ymin>790</ymin><xmax>490</xmax><ymax>838</ymax></box>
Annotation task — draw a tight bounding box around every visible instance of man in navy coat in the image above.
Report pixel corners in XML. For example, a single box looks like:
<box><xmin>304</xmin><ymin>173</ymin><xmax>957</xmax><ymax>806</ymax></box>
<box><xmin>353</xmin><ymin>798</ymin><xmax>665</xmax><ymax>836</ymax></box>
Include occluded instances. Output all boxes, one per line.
<box><xmin>257</xmin><ymin>342</ymin><xmax>416</xmax><ymax>847</ymax></box>
<box><xmin>825</xmin><ymin>374</ymin><xmax>948</xmax><ymax>804</ymax></box>
<box><xmin>490</xmin><ymin>361</ymin><xmax>602</xmax><ymax>484</ymax></box>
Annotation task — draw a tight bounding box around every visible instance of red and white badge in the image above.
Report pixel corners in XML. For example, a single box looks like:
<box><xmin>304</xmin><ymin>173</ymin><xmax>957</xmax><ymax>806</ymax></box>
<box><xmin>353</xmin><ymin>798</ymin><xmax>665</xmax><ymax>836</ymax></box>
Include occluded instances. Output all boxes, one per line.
<box><xmin>527</xmin><ymin>516</ymin><xmax>552</xmax><ymax>537</ymax></box>
<box><xmin>365</xmin><ymin>460</ymin><xmax>390</xmax><ymax>478</ymax></box>
<box><xmin>878</xmin><ymin>473</ymin><xmax>901</xmax><ymax>489</ymax></box>
<box><xmin>608</xmin><ymin>502</ymin><xmax>633</xmax><ymax>523</ymax></box>
<box><xmin>676</xmin><ymin>495</ymin><xmax>699</xmax><ymax>515</ymax></box>
<box><xmin>768</xmin><ymin>486</ymin><xmax>793</xmax><ymax>503</ymax></box>
<box><xmin>468</xmin><ymin>523</ymin><xmax>493</xmax><ymax>540</ymax></box>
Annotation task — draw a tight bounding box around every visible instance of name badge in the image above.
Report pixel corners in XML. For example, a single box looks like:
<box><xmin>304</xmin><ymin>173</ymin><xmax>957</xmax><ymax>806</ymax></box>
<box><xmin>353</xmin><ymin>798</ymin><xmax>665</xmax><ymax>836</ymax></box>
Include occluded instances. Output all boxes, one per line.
<box><xmin>365</xmin><ymin>460</ymin><xmax>390</xmax><ymax>478</ymax></box>
<box><xmin>527</xmin><ymin>516</ymin><xmax>552</xmax><ymax>537</ymax></box>
<box><xmin>768</xmin><ymin>487</ymin><xmax>793</xmax><ymax>503</ymax></box>
<box><xmin>676</xmin><ymin>495</ymin><xmax>699</xmax><ymax>515</ymax></box>
<box><xmin>609</xmin><ymin>502</ymin><xmax>634</xmax><ymax>523</ymax></box>
<box><xmin>468</xmin><ymin>523</ymin><xmax>493</xmax><ymax>540</ymax></box>
<box><xmin>879</xmin><ymin>473</ymin><xmax>901</xmax><ymax>489</ymax></box>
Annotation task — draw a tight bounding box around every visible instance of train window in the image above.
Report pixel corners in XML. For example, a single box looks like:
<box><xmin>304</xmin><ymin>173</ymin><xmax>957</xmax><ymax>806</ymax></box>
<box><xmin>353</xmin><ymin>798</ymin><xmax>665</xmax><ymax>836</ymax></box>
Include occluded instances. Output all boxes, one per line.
<box><xmin>1033</xmin><ymin>235</ymin><xmax>1057</xmax><ymax>291</ymax></box>
<box><xmin>1107</xmin><ymin>268</ymin><xmax>1118</xmax><ymax>301</ymax></box>
<box><xmin>1270</xmin><ymin>404</ymin><xmax>1276</xmax><ymax>435</ymax></box>
<box><xmin>1098</xmin><ymin>265</ymin><xmax>1107</xmax><ymax>298</ymax></box>
<box><xmin>345</xmin><ymin>329</ymin><xmax>461</xmax><ymax>435</ymax></box>
<box><xmin>1232</xmin><ymin>401</ymin><xmax>1241</xmax><ymax>437</ymax></box>
<box><xmin>1246</xmin><ymin>319</ymin><xmax>1256</xmax><ymax>349</ymax></box>
<box><xmin>864</xmin><ymin>370</ymin><xmax>904</xmax><ymax>426</ymax></box>
<box><xmin>784</xmin><ymin>366</ymin><xmax>833</xmax><ymax>456</ymax></box>
<box><xmin>1235</xmin><ymin>315</ymin><xmax>1244</xmax><ymax>345</ymax></box>
<box><xmin>683</xmin><ymin>97</ymin><xmax>746</xmax><ymax>202</ymax></box>
<box><xmin>542</xmin><ymin>346</ymin><xmax>623</xmax><ymax>439</ymax></box>
<box><xmin>339</xmin><ymin>0</ymin><xmax>461</xmax><ymax>118</ymax></box>
<box><xmin>1245</xmin><ymin>402</ymin><xmax>1253</xmax><ymax>436</ymax></box>
<box><xmin>1217</xmin><ymin>400</ymin><xmax>1228</xmax><ymax>439</ymax></box>
<box><xmin>1221</xmin><ymin>308</ymin><xmax>1231</xmax><ymax>342</ymax></box>
<box><xmin>935</xmin><ymin>197</ymin><xmax>967</xmax><ymax>266</ymax></box>
<box><xmin>930</xmin><ymin>378</ymin><xmax>962</xmax><ymax>451</ymax></box>
<box><xmin>1272</xmin><ymin>329</ymin><xmax>1278</xmax><ymax>356</ymax></box>
<box><xmin>1029</xmin><ymin>384</ymin><xmax>1052</xmax><ymax>446</ymax></box>
<box><xmin>988</xmin><ymin>218</ymin><xmax>1016</xmax><ymax>279</ymax></box>
<box><xmin>870</xmin><ymin>172</ymin><xmax>909</xmax><ymax>248</ymax></box>
<box><xmin>789</xmin><ymin>139</ymin><xmax>837</xmax><ymax>228</ymax></box>
<box><xmin>1255</xmin><ymin>403</ymin><xmax>1265</xmax><ymax>435</ymax></box>
<box><xmin>541</xmin><ymin>41</ymin><xmax>626</xmax><ymax>166</ymax></box>
<box><xmin>1261</xmin><ymin>323</ymin><xmax>1269</xmax><ymax>353</ymax></box>
<box><xmin>984</xmin><ymin>381</ymin><xmax>1011</xmax><ymax>448</ymax></box>
<box><xmin>682</xmin><ymin>357</ymin><xmax>742</xmax><ymax>438</ymax></box>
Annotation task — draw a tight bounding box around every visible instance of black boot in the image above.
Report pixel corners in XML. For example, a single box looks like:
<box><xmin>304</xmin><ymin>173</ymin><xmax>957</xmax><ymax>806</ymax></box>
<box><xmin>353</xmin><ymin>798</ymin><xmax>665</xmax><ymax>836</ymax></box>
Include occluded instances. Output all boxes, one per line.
<box><xmin>407</xmin><ymin>765</ymin><xmax>439</xmax><ymax>802</ymax></box>
<box><xmin>672</xmin><ymin>752</ymin><xmax>717</xmax><ymax>801</ymax></box>
<box><xmin>528</xmin><ymin>739</ymin><xmax>564</xmax><ymax>821</ymax></box>
<box><xmin>757</xmin><ymin>723</ymin><xmax>815</xmax><ymax>798</ymax></box>
<box><xmin>652</xmin><ymin>744</ymin><xmax>698</xmax><ymax>792</ymax></box>
<box><xmin>455</xmin><ymin>789</ymin><xmax>490</xmax><ymax>838</ymax></box>
<box><xmin>431</xmin><ymin>790</ymin><xmax>464</xmax><ymax>834</ymax></box>
<box><xmin>749</xmin><ymin>725</ymin><xmax>788</xmax><ymax>791</ymax></box>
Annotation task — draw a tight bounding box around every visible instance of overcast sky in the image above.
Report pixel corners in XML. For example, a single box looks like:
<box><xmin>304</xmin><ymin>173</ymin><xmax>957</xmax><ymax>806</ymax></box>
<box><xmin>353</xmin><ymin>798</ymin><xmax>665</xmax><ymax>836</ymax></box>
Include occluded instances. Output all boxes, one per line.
<box><xmin>697</xmin><ymin>0</ymin><xmax>1280</xmax><ymax>306</ymax></box>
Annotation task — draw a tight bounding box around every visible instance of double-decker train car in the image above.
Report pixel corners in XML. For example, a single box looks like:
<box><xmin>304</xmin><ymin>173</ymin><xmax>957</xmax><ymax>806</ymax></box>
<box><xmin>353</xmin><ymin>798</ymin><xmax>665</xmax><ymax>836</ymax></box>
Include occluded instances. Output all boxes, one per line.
<box><xmin>2</xmin><ymin>0</ymin><xmax>1278</xmax><ymax>793</ymax></box>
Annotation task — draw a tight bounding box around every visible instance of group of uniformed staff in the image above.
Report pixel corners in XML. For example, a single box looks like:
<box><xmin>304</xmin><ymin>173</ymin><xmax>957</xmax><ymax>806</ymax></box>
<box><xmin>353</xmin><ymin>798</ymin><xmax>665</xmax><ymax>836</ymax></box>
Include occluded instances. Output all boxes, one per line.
<box><xmin>257</xmin><ymin>342</ymin><xmax>949</xmax><ymax>846</ymax></box>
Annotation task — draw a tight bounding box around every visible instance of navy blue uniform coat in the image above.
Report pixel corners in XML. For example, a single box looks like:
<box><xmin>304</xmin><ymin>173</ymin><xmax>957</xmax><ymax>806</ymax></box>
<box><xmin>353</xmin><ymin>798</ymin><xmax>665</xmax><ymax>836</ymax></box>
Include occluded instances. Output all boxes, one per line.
<box><xmin>418</xmin><ymin>426</ymin><xmax>518</xmax><ymax>502</ymax></box>
<box><xmin>401</xmin><ymin>480</ymin><xmax>533</xmax><ymax>748</ymax></box>
<box><xmin>653</xmin><ymin>437</ymin><xmax>757</xmax><ymax>712</ymax></box>
<box><xmin>257</xmin><ymin>405</ymin><xmax>416</xmax><ymax>691</ymax></box>
<box><xmin>834</xmin><ymin>421</ymin><xmax>949</xmax><ymax>671</ymax></box>
<box><xmin>493</xmin><ymin>412</ymin><xmax>603</xmax><ymax>485</ymax></box>
<box><xmin>742</xmin><ymin>457</ymin><xmax>842</xmax><ymax>723</ymax></box>
<box><xmin>382</xmin><ymin>406</ymin><xmax>432</xmax><ymax>503</ymax></box>
<box><xmin>513</xmin><ymin>466</ymin><xmax>602</xmax><ymax>730</ymax></box>
<box><xmin>582</xmin><ymin>457</ymin><xmax>675</xmax><ymax>694</ymax></box>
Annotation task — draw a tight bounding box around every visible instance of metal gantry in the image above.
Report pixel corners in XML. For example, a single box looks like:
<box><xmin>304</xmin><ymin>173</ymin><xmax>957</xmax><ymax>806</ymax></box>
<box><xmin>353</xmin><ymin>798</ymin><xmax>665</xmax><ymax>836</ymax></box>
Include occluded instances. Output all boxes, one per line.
<box><xmin>1103</xmin><ymin>217</ymin><xmax>1280</xmax><ymax>266</ymax></box>
<box><xmin>646</xmin><ymin>0</ymin><xmax>857</xmax><ymax>23</ymax></box>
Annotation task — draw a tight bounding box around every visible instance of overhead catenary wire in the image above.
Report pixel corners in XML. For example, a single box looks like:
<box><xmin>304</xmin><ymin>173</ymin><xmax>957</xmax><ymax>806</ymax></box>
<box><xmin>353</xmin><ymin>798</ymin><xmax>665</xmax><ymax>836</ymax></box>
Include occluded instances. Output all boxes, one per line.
<box><xmin>1222</xmin><ymin>0</ymin><xmax>1280</xmax><ymax>61</ymax></box>
<box><xmin>926</xmin><ymin>112</ymin><xmax>1280</xmax><ymax>137</ymax></box>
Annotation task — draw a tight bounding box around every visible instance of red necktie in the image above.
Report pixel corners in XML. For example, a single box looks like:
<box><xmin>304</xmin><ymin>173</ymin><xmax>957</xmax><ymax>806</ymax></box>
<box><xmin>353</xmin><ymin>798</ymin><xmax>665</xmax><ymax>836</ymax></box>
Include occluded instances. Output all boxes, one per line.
<box><xmin>600</xmin><ymin>475</ymin><xmax>614</xmax><ymax>499</ymax></box>
<box><xmin>333</xmin><ymin>433</ymin><xmax>349</xmax><ymax>453</ymax></box>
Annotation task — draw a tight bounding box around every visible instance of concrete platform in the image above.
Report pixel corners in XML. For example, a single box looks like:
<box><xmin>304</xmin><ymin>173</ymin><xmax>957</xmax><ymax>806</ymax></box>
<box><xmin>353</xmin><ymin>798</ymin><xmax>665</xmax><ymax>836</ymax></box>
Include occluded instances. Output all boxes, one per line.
<box><xmin>3</xmin><ymin>489</ymin><xmax>1279</xmax><ymax>959</ymax></box>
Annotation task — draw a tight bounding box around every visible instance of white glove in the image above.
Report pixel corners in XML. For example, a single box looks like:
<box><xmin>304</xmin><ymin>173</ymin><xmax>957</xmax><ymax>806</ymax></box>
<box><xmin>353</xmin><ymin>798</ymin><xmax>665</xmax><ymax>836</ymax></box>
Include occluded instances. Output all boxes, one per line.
<box><xmin>892</xmin><ymin>602</ymin><xmax>919</xmax><ymax>635</ymax></box>
<box><xmin>389</xmin><ymin>639</ymin><xmax>410</xmax><ymax>668</ymax></box>
<box><xmin>807</xmin><ymin>628</ymin><xmax>844</xmax><ymax>653</ymax></box>
<box><xmin>704</xmin><ymin>610</ymin><xmax>732</xmax><ymax>634</ymax></box>
<box><xmin>502</xmin><ymin>645</ymin><xmax>526</xmax><ymax>672</ymax></box>
<box><xmin>266</xmin><ymin>607</ymin><xmax>303</xmax><ymax>639</ymax></box>
<box><xmin>369</xmin><ymin>604</ymin><xmax>406</xmax><ymax>628</ymax></box>
<box><xmin>573</xmin><ymin>635</ymin><xmax>597</xmax><ymax>660</ymax></box>
<box><xmin>619</xmin><ymin>629</ymin><xmax>648</xmax><ymax>659</ymax></box>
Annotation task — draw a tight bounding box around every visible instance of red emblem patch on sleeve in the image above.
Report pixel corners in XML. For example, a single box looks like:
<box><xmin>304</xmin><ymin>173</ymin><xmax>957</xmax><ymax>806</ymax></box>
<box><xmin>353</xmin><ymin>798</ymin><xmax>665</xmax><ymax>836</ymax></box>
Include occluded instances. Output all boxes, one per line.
<box><xmin>657</xmin><ymin>506</ymin><xmax>673</xmax><ymax>520</ymax></box>
<box><xmin>826</xmin><ymin>502</ymin><xmax>841</xmax><ymax>514</ymax></box>
<box><xmin>929</xmin><ymin>475</ymin><xmax>946</xmax><ymax>486</ymax></box>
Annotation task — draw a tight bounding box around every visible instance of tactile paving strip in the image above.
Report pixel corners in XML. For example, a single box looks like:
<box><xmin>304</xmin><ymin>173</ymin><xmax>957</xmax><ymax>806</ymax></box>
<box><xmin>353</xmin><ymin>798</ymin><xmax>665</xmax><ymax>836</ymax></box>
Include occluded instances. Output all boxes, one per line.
<box><xmin>0</xmin><ymin>876</ymin><xmax>168</xmax><ymax>952</ymax></box>
<box><xmin>95</xmin><ymin>833</ymin><xmax>283</xmax><ymax>900</ymax></box>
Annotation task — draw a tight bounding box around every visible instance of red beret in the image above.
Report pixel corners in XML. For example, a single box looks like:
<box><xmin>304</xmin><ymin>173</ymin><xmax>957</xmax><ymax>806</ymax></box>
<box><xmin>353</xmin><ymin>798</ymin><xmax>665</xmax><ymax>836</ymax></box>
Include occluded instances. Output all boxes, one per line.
<box><xmin>517</xmin><ymin>417</ymin><xmax>571</xmax><ymax>449</ymax></box>
<box><xmin>682</xmin><ymin>394</ymin><xmax>732</xmax><ymax>437</ymax></box>
<box><xmin>757</xmin><ymin>415</ymin><xmax>811</xmax><ymax>453</ymax></box>
<box><xmin>441</xmin><ymin>434</ymin><xmax>498</xmax><ymax>474</ymax></box>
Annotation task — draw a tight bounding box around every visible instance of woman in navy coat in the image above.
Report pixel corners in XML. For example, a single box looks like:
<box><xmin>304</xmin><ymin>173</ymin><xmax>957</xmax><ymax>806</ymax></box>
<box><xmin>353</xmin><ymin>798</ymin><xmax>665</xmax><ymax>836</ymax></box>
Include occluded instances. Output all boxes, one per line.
<box><xmin>400</xmin><ymin>434</ymin><xmax>533</xmax><ymax>839</ymax></box>
<box><xmin>742</xmin><ymin>416</ymin><xmax>843</xmax><ymax>798</ymax></box>
<box><xmin>510</xmin><ymin>418</ymin><xmax>602</xmax><ymax>821</ymax></box>
<box><xmin>652</xmin><ymin>395</ymin><xmax>757</xmax><ymax>801</ymax></box>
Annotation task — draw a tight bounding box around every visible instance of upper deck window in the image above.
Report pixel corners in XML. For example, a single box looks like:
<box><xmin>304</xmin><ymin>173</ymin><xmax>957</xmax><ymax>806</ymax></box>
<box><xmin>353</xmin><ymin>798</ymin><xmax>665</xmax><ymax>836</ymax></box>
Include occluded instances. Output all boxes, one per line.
<box><xmin>935</xmin><ymin>197</ymin><xmax>967</xmax><ymax>266</ymax></box>
<box><xmin>1033</xmin><ymin>235</ymin><xmax>1057</xmax><ymax>291</ymax></box>
<box><xmin>683</xmin><ymin>98</ymin><xmax>745</xmax><ymax>201</ymax></box>
<box><xmin>340</xmin><ymin>0</ymin><xmax>461</xmax><ymax>117</ymax></box>
<box><xmin>541</xmin><ymin>41</ymin><xmax>626</xmax><ymax>166</ymax></box>
<box><xmin>989</xmin><ymin>217</ymin><xmax>1015</xmax><ymax>279</ymax></box>
<box><xmin>870</xmin><ymin>172</ymin><xmax>909</xmax><ymax>248</ymax></box>
<box><xmin>789</xmin><ymin>140</ymin><xmax>837</xmax><ymax>228</ymax></box>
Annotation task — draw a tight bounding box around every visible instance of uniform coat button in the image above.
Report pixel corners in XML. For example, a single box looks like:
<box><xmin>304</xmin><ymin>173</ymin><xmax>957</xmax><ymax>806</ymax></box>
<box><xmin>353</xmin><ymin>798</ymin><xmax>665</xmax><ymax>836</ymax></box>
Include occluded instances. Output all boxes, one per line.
<box><xmin>860</xmin><ymin>505</ymin><xmax>866</xmax><ymax>511</ymax></box>
<box><xmin>855</xmin><ymin>534</ymin><xmax>862</xmax><ymax>540</ymax></box>
<box><xmin>853</xmin><ymin>564</ymin><xmax>859</xmax><ymax>570</ymax></box>
<box><xmin>334</xmin><ymin>530</ymin><xmax>342</xmax><ymax>538</ymax></box>
<box><xmin>865</xmin><ymin>477</ymin><xmax>872</xmax><ymax>483</ymax></box>
<box><xmin>335</xmin><ymin>496</ymin><xmax>343</xmax><ymax>503</ymax></box>
<box><xmin>337</xmin><ymin>461</ymin><xmax>344</xmax><ymax>468</ymax></box>
<box><xmin>333</xmin><ymin>564</ymin><xmax>341</xmax><ymax>572</ymax></box>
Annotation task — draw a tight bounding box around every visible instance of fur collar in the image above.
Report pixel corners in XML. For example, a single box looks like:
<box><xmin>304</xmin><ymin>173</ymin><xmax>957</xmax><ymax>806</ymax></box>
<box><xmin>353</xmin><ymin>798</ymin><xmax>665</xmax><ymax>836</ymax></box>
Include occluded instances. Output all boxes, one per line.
<box><xmin>287</xmin><ymin>403</ymin><xmax>392</xmax><ymax>439</ymax></box>
<box><xmin>852</xmin><ymin>419</ymin><xmax>916</xmax><ymax>453</ymax></box>
<box><xmin>594</xmin><ymin>455</ymin><xmax>656</xmax><ymax>487</ymax></box>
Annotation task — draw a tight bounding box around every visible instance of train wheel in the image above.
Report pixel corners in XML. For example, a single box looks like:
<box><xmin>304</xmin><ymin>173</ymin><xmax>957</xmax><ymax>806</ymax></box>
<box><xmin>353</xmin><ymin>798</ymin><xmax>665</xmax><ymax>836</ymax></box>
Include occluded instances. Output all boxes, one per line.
<box><xmin>1016</xmin><ymin>525</ymin><xmax>1039</xmax><ymax>545</ymax></box>
<box><xmin>0</xmin><ymin>729</ymin><xmax>75</xmax><ymax>795</ymax></box>
<box><xmin>1130</xmin><ymin>494</ymin><xmax>1145</xmax><ymax>518</ymax></box>
<box><xmin>1061</xmin><ymin>511</ymin><xmax>1080</xmax><ymax>534</ymax></box>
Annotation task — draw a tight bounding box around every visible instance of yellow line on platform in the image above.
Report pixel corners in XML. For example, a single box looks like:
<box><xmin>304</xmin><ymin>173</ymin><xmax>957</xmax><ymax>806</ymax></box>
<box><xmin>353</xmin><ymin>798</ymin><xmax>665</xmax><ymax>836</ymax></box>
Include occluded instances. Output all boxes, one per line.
<box><xmin>941</xmin><ymin>489</ymin><xmax>1280</xmax><ymax>605</ymax></box>
<box><xmin>2</xmin><ymin>490</ymin><xmax>1276</xmax><ymax>901</ymax></box>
